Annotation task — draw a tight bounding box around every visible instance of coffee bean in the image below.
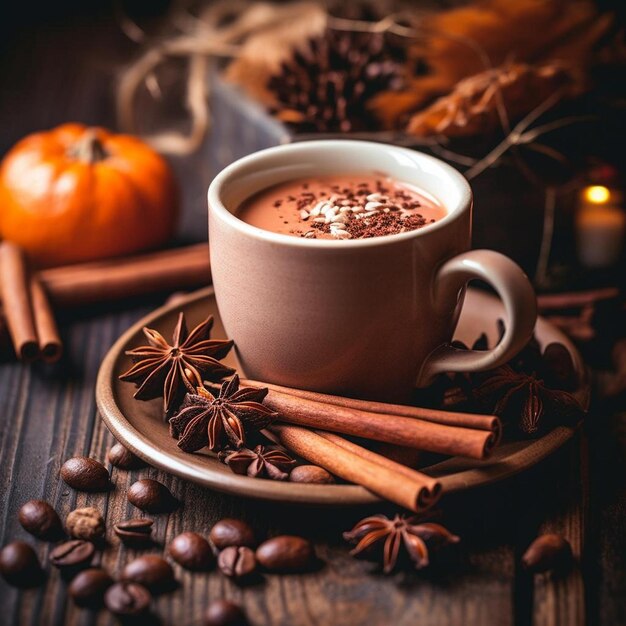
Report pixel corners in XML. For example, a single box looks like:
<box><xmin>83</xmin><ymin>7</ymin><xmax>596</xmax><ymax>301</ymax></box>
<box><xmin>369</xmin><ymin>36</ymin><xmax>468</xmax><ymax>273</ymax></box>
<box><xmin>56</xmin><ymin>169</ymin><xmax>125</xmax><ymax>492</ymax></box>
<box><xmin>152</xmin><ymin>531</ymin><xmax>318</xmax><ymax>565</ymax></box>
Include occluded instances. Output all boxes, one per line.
<box><xmin>256</xmin><ymin>536</ymin><xmax>314</xmax><ymax>573</ymax></box>
<box><xmin>522</xmin><ymin>534</ymin><xmax>573</xmax><ymax>573</ymax></box>
<box><xmin>18</xmin><ymin>499</ymin><xmax>63</xmax><ymax>540</ymax></box>
<box><xmin>60</xmin><ymin>457</ymin><xmax>110</xmax><ymax>492</ymax></box>
<box><xmin>217</xmin><ymin>546</ymin><xmax>257</xmax><ymax>580</ymax></box>
<box><xmin>105</xmin><ymin>582</ymin><xmax>151</xmax><ymax>616</ymax></box>
<box><xmin>289</xmin><ymin>465</ymin><xmax>335</xmax><ymax>484</ymax></box>
<box><xmin>107</xmin><ymin>443</ymin><xmax>146</xmax><ymax>470</ymax></box>
<box><xmin>209</xmin><ymin>519</ymin><xmax>256</xmax><ymax>550</ymax></box>
<box><xmin>114</xmin><ymin>518</ymin><xmax>154</xmax><ymax>547</ymax></box>
<box><xmin>68</xmin><ymin>568</ymin><xmax>113</xmax><ymax>607</ymax></box>
<box><xmin>121</xmin><ymin>555</ymin><xmax>175</xmax><ymax>593</ymax></box>
<box><xmin>168</xmin><ymin>532</ymin><xmax>214</xmax><ymax>571</ymax></box>
<box><xmin>127</xmin><ymin>479</ymin><xmax>178</xmax><ymax>513</ymax></box>
<box><xmin>66</xmin><ymin>507</ymin><xmax>105</xmax><ymax>541</ymax></box>
<box><xmin>204</xmin><ymin>599</ymin><xmax>249</xmax><ymax>626</ymax></box>
<box><xmin>49</xmin><ymin>539</ymin><xmax>95</xmax><ymax>569</ymax></box>
<box><xmin>0</xmin><ymin>541</ymin><xmax>43</xmax><ymax>587</ymax></box>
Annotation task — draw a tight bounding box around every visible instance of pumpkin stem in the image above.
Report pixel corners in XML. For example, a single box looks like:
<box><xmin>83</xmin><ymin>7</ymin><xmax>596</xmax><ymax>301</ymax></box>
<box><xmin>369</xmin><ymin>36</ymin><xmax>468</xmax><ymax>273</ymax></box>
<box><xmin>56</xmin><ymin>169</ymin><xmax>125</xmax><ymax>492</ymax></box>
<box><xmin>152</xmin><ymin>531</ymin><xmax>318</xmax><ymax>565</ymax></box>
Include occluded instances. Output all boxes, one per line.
<box><xmin>71</xmin><ymin>129</ymin><xmax>109</xmax><ymax>163</ymax></box>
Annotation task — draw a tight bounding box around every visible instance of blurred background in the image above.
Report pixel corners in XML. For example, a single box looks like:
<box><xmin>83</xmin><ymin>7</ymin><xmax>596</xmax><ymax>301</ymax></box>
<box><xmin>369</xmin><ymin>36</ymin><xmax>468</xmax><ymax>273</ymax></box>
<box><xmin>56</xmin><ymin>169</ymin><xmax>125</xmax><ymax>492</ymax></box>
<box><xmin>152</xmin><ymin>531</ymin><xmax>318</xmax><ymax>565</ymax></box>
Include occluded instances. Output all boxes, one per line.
<box><xmin>1</xmin><ymin>0</ymin><xmax>625</xmax><ymax>373</ymax></box>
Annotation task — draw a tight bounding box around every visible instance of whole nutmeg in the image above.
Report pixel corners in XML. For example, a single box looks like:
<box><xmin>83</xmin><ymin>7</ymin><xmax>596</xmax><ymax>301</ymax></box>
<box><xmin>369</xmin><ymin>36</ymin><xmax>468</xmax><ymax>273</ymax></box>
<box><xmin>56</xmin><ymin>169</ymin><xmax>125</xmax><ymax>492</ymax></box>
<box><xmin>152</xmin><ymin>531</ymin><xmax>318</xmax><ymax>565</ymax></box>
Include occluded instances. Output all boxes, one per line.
<box><xmin>105</xmin><ymin>582</ymin><xmax>152</xmax><ymax>616</ymax></box>
<box><xmin>256</xmin><ymin>536</ymin><xmax>315</xmax><ymax>573</ymax></box>
<box><xmin>18</xmin><ymin>500</ymin><xmax>63</xmax><ymax>540</ymax></box>
<box><xmin>522</xmin><ymin>534</ymin><xmax>573</xmax><ymax>573</ymax></box>
<box><xmin>168</xmin><ymin>532</ymin><xmax>214</xmax><ymax>571</ymax></box>
<box><xmin>0</xmin><ymin>541</ymin><xmax>43</xmax><ymax>588</ymax></box>
<box><xmin>68</xmin><ymin>568</ymin><xmax>113</xmax><ymax>607</ymax></box>
<box><xmin>204</xmin><ymin>599</ymin><xmax>249</xmax><ymax>626</ymax></box>
<box><xmin>121</xmin><ymin>555</ymin><xmax>175</xmax><ymax>593</ymax></box>
<box><xmin>289</xmin><ymin>465</ymin><xmax>335</xmax><ymax>484</ymax></box>
<box><xmin>66</xmin><ymin>507</ymin><xmax>105</xmax><ymax>541</ymax></box>
<box><xmin>217</xmin><ymin>546</ymin><xmax>257</xmax><ymax>581</ymax></box>
<box><xmin>107</xmin><ymin>442</ymin><xmax>146</xmax><ymax>470</ymax></box>
<box><xmin>127</xmin><ymin>479</ymin><xmax>178</xmax><ymax>513</ymax></box>
<box><xmin>60</xmin><ymin>457</ymin><xmax>110</xmax><ymax>491</ymax></box>
<box><xmin>209</xmin><ymin>519</ymin><xmax>256</xmax><ymax>550</ymax></box>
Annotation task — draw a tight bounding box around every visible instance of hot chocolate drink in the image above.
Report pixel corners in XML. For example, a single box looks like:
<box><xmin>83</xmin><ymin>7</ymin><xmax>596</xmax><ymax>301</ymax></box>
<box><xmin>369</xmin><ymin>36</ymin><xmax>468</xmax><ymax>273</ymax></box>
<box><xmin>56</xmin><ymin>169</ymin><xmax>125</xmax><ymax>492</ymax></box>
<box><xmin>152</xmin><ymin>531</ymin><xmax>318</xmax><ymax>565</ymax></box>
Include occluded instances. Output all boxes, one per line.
<box><xmin>237</xmin><ymin>174</ymin><xmax>446</xmax><ymax>240</ymax></box>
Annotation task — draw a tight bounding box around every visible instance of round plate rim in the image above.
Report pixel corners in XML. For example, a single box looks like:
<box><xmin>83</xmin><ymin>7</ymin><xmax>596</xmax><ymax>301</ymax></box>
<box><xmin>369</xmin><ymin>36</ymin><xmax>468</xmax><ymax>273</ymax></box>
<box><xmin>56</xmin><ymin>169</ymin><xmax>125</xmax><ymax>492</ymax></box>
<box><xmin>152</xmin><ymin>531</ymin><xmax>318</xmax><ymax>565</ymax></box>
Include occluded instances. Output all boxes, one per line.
<box><xmin>96</xmin><ymin>287</ymin><xmax>586</xmax><ymax>506</ymax></box>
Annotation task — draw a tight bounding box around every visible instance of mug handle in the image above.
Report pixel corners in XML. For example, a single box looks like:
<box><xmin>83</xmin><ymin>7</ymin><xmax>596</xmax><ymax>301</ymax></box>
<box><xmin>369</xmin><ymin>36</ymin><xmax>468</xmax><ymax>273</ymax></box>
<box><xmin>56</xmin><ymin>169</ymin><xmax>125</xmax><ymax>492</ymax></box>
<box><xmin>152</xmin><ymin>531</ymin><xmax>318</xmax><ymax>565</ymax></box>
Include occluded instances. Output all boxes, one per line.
<box><xmin>417</xmin><ymin>249</ymin><xmax>537</xmax><ymax>386</ymax></box>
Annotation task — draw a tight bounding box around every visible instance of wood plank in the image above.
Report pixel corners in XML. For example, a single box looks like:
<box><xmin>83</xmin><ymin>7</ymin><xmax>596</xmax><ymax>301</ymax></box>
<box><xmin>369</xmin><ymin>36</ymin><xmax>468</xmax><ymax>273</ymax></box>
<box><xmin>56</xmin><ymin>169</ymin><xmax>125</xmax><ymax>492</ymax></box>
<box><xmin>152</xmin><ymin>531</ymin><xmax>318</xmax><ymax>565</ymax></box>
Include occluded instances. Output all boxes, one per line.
<box><xmin>530</xmin><ymin>433</ymin><xmax>588</xmax><ymax>626</ymax></box>
<box><xmin>590</xmin><ymin>410</ymin><xmax>626</xmax><ymax>626</ymax></box>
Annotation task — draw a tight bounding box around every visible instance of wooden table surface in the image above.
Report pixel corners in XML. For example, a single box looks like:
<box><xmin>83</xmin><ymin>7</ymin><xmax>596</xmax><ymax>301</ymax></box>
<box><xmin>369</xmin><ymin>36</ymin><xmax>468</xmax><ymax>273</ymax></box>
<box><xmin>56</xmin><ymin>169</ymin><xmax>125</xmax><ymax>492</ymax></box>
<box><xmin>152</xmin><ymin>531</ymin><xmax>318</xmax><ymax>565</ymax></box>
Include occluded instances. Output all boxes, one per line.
<box><xmin>0</xmin><ymin>12</ymin><xmax>625</xmax><ymax>626</ymax></box>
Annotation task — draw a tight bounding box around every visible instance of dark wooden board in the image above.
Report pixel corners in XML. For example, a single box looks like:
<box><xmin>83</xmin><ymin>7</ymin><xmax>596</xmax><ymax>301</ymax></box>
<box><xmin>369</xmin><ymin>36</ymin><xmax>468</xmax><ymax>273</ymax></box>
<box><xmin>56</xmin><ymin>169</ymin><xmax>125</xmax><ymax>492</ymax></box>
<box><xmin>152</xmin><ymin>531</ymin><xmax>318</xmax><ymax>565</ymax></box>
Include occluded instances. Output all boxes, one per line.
<box><xmin>0</xmin><ymin>10</ymin><xmax>625</xmax><ymax>626</ymax></box>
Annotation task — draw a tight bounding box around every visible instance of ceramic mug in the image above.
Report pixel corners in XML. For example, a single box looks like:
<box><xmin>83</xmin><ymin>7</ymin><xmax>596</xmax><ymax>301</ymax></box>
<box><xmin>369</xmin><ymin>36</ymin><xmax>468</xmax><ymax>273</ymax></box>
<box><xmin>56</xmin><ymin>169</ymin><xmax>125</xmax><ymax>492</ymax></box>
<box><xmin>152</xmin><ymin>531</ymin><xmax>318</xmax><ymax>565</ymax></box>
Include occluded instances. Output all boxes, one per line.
<box><xmin>208</xmin><ymin>140</ymin><xmax>537</xmax><ymax>401</ymax></box>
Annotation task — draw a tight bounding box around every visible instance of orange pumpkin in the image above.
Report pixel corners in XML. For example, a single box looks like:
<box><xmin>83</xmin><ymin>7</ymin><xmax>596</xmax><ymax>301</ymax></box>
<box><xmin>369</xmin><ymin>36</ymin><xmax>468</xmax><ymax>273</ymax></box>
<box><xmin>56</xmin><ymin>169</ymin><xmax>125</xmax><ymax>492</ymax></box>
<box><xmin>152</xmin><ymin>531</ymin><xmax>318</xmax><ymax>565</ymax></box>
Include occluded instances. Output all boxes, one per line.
<box><xmin>0</xmin><ymin>123</ymin><xmax>179</xmax><ymax>267</ymax></box>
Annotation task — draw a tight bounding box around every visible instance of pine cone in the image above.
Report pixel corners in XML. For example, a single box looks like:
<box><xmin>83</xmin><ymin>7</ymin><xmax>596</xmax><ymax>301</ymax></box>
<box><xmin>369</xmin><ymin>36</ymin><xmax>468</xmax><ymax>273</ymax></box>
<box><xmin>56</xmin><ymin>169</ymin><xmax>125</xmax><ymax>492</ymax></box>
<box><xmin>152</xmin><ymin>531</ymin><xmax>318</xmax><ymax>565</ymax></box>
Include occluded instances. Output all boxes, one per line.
<box><xmin>267</xmin><ymin>30</ymin><xmax>404</xmax><ymax>133</ymax></box>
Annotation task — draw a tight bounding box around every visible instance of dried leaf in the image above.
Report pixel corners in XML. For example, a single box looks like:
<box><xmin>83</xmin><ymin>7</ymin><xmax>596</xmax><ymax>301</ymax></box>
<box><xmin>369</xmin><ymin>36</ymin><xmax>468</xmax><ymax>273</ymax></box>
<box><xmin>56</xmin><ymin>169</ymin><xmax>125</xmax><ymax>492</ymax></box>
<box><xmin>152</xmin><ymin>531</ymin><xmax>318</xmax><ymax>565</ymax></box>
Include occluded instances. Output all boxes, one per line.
<box><xmin>372</xmin><ymin>0</ymin><xmax>614</xmax><ymax>127</ymax></box>
<box><xmin>406</xmin><ymin>62</ymin><xmax>577</xmax><ymax>138</ymax></box>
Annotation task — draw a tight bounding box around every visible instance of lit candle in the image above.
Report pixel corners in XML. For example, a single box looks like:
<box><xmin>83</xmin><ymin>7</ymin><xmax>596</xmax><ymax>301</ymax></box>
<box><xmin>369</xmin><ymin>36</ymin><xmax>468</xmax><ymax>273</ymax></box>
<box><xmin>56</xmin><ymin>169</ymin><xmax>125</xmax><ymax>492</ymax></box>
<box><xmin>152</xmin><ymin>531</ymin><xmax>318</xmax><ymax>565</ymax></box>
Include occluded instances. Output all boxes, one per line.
<box><xmin>576</xmin><ymin>185</ymin><xmax>626</xmax><ymax>269</ymax></box>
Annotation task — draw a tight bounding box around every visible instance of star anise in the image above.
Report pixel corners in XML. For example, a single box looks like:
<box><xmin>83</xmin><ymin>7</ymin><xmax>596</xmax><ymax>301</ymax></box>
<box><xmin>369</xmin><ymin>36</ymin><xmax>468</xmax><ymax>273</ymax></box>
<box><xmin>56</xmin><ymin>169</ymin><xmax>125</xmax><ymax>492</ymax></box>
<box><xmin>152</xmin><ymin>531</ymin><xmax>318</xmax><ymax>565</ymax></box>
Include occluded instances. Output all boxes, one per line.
<box><xmin>344</xmin><ymin>514</ymin><xmax>460</xmax><ymax>574</ymax></box>
<box><xmin>219</xmin><ymin>445</ymin><xmax>296</xmax><ymax>480</ymax></box>
<box><xmin>443</xmin><ymin>322</ymin><xmax>585</xmax><ymax>436</ymax></box>
<box><xmin>120</xmin><ymin>313</ymin><xmax>234</xmax><ymax>417</ymax></box>
<box><xmin>473</xmin><ymin>364</ymin><xmax>584</xmax><ymax>436</ymax></box>
<box><xmin>169</xmin><ymin>375</ymin><xmax>277</xmax><ymax>453</ymax></box>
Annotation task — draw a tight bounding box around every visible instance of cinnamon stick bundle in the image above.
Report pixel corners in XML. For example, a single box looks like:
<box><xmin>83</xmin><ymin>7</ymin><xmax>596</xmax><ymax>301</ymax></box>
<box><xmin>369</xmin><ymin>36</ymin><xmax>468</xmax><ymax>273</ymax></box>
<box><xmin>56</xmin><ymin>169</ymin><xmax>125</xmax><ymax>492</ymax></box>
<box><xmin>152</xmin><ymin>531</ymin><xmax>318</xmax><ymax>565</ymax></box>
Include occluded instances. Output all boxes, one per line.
<box><xmin>270</xmin><ymin>424</ymin><xmax>440</xmax><ymax>512</ymax></box>
<box><xmin>0</xmin><ymin>242</ymin><xmax>61</xmax><ymax>362</ymax></box>
<box><xmin>256</xmin><ymin>386</ymin><xmax>499</xmax><ymax>459</ymax></box>
<box><xmin>244</xmin><ymin>378</ymin><xmax>500</xmax><ymax>433</ymax></box>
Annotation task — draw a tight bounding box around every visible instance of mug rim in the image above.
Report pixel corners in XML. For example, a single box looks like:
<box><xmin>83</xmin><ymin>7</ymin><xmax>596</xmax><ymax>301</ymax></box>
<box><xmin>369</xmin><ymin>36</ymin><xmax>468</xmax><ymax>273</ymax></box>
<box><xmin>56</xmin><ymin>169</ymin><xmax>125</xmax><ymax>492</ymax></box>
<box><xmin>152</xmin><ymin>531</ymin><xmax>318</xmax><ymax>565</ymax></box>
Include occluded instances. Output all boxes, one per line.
<box><xmin>208</xmin><ymin>139</ymin><xmax>472</xmax><ymax>249</ymax></box>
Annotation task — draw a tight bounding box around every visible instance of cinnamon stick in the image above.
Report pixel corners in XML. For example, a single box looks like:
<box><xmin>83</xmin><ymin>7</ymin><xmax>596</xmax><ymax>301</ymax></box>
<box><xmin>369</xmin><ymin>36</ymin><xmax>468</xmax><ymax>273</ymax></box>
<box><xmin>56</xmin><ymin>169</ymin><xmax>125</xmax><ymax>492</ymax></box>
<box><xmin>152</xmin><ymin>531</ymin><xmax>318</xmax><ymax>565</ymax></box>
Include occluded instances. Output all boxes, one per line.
<box><xmin>537</xmin><ymin>287</ymin><xmax>618</xmax><ymax>310</ymax></box>
<box><xmin>250</xmin><ymin>386</ymin><xmax>499</xmax><ymax>459</ymax></box>
<box><xmin>0</xmin><ymin>242</ymin><xmax>38</xmax><ymax>361</ymax></box>
<box><xmin>315</xmin><ymin>431</ymin><xmax>441</xmax><ymax>509</ymax></box>
<box><xmin>37</xmin><ymin>244</ymin><xmax>210</xmax><ymax>308</ymax></box>
<box><xmin>270</xmin><ymin>424</ymin><xmax>439</xmax><ymax>512</ymax></box>
<box><xmin>29</xmin><ymin>276</ymin><xmax>62</xmax><ymax>363</ymax></box>
<box><xmin>244</xmin><ymin>378</ymin><xmax>500</xmax><ymax>434</ymax></box>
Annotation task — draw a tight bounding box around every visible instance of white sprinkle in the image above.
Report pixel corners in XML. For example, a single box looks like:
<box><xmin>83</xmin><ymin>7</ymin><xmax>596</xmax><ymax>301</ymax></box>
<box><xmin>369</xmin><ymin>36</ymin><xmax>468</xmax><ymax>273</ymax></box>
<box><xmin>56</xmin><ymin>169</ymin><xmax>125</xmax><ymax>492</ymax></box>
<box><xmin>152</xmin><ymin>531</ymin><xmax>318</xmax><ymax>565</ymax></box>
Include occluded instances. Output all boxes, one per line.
<box><xmin>310</xmin><ymin>201</ymin><xmax>325</xmax><ymax>217</ymax></box>
<box><xmin>300</xmin><ymin>210</ymin><xmax>310</xmax><ymax>220</ymax></box>
<box><xmin>366</xmin><ymin>193</ymin><xmax>382</xmax><ymax>201</ymax></box>
<box><xmin>339</xmin><ymin>207</ymin><xmax>352</xmax><ymax>214</ymax></box>
<box><xmin>313</xmin><ymin>217</ymin><xmax>326</xmax><ymax>224</ymax></box>
<box><xmin>365</xmin><ymin>201</ymin><xmax>383</xmax><ymax>211</ymax></box>
<box><xmin>332</xmin><ymin>230</ymin><xmax>351</xmax><ymax>239</ymax></box>
<box><xmin>383</xmin><ymin>208</ymin><xmax>390</xmax><ymax>213</ymax></box>
<box><xmin>340</xmin><ymin>199</ymin><xmax>353</xmax><ymax>206</ymax></box>
<box><xmin>331</xmin><ymin>221</ymin><xmax>347</xmax><ymax>228</ymax></box>
<box><xmin>304</xmin><ymin>231</ymin><xmax>316</xmax><ymax>238</ymax></box>
<box><xmin>351</xmin><ymin>206</ymin><xmax>364</xmax><ymax>213</ymax></box>
<box><xmin>363</xmin><ymin>211</ymin><xmax>378</xmax><ymax>218</ymax></box>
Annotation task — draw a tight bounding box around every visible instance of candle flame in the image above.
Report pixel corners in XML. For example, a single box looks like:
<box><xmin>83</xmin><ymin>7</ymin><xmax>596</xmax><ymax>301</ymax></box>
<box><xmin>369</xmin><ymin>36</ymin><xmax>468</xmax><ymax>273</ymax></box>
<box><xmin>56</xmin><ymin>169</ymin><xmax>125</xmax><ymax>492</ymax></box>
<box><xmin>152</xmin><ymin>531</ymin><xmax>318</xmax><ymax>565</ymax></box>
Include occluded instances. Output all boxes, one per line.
<box><xmin>584</xmin><ymin>185</ymin><xmax>611</xmax><ymax>205</ymax></box>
